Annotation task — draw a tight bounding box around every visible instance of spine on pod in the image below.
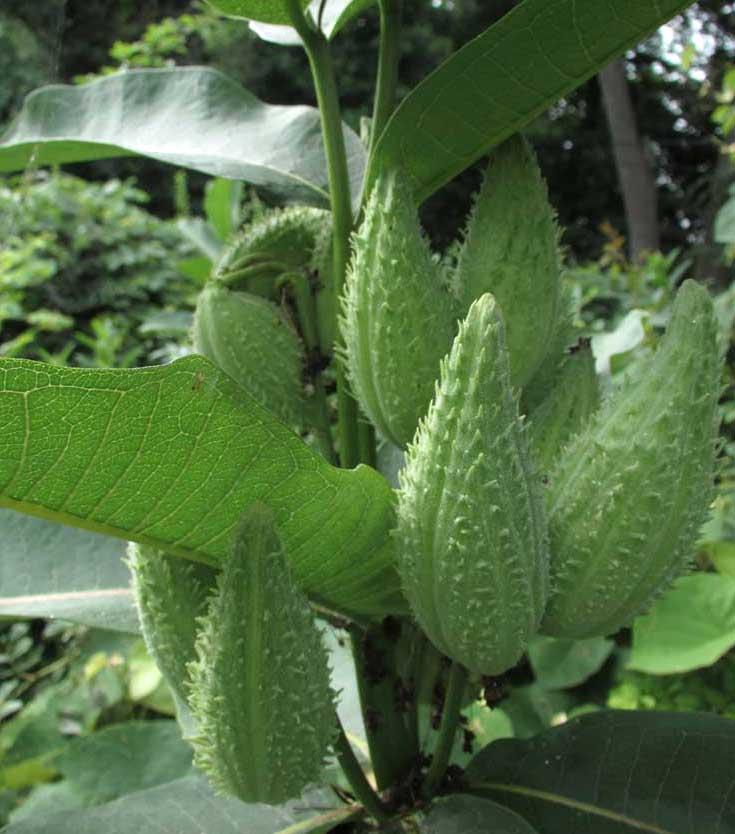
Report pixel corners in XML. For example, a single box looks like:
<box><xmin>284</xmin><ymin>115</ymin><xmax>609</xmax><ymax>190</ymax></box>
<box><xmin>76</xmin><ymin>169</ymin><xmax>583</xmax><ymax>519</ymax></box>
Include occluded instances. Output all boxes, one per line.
<box><xmin>128</xmin><ymin>544</ymin><xmax>216</xmax><ymax>703</ymax></box>
<box><xmin>542</xmin><ymin>280</ymin><xmax>722</xmax><ymax>639</ymax></box>
<box><xmin>214</xmin><ymin>206</ymin><xmax>327</xmax><ymax>298</ymax></box>
<box><xmin>452</xmin><ymin>135</ymin><xmax>562</xmax><ymax>388</ymax></box>
<box><xmin>192</xmin><ymin>284</ymin><xmax>304</xmax><ymax>430</ymax></box>
<box><xmin>341</xmin><ymin>170</ymin><xmax>458</xmax><ymax>448</ymax></box>
<box><xmin>187</xmin><ymin>503</ymin><xmax>336</xmax><ymax>804</ymax></box>
<box><xmin>527</xmin><ymin>342</ymin><xmax>600</xmax><ymax>474</ymax></box>
<box><xmin>396</xmin><ymin>294</ymin><xmax>549</xmax><ymax>675</ymax></box>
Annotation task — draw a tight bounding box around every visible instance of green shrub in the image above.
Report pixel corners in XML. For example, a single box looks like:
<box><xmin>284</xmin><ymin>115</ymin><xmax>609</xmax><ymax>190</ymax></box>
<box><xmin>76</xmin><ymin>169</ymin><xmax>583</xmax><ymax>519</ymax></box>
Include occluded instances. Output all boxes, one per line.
<box><xmin>0</xmin><ymin>171</ymin><xmax>196</xmax><ymax>366</ymax></box>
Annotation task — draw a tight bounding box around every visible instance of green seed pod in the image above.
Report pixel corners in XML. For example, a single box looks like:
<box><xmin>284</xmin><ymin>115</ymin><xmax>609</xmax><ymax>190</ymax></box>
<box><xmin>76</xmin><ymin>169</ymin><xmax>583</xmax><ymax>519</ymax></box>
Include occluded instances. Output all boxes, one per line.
<box><xmin>187</xmin><ymin>504</ymin><xmax>336</xmax><ymax>804</ymax></box>
<box><xmin>128</xmin><ymin>544</ymin><xmax>216</xmax><ymax>702</ymax></box>
<box><xmin>528</xmin><ymin>342</ymin><xmax>600</xmax><ymax>474</ymax></box>
<box><xmin>341</xmin><ymin>170</ymin><xmax>458</xmax><ymax>448</ymax></box>
<box><xmin>193</xmin><ymin>284</ymin><xmax>304</xmax><ymax>429</ymax></box>
<box><xmin>214</xmin><ymin>206</ymin><xmax>327</xmax><ymax>298</ymax></box>
<box><xmin>521</xmin><ymin>283</ymin><xmax>576</xmax><ymax>415</ymax></box>
<box><xmin>397</xmin><ymin>294</ymin><xmax>549</xmax><ymax>675</ymax></box>
<box><xmin>453</xmin><ymin>135</ymin><xmax>562</xmax><ymax>388</ymax></box>
<box><xmin>542</xmin><ymin>280</ymin><xmax>722</xmax><ymax>639</ymax></box>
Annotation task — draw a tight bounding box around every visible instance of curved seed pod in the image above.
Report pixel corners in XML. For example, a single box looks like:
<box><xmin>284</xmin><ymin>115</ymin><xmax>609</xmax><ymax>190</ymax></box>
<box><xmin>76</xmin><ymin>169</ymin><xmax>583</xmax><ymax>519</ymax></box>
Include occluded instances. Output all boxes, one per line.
<box><xmin>397</xmin><ymin>294</ymin><xmax>549</xmax><ymax>675</ymax></box>
<box><xmin>452</xmin><ymin>135</ymin><xmax>562</xmax><ymax>388</ymax></box>
<box><xmin>128</xmin><ymin>544</ymin><xmax>216</xmax><ymax>702</ymax></box>
<box><xmin>187</xmin><ymin>503</ymin><xmax>336</xmax><ymax>804</ymax></box>
<box><xmin>528</xmin><ymin>342</ymin><xmax>600</xmax><ymax>474</ymax></box>
<box><xmin>341</xmin><ymin>170</ymin><xmax>458</xmax><ymax>448</ymax></box>
<box><xmin>542</xmin><ymin>280</ymin><xmax>722</xmax><ymax>639</ymax></box>
<box><xmin>214</xmin><ymin>206</ymin><xmax>327</xmax><ymax>298</ymax></box>
<box><xmin>193</xmin><ymin>284</ymin><xmax>304</xmax><ymax>429</ymax></box>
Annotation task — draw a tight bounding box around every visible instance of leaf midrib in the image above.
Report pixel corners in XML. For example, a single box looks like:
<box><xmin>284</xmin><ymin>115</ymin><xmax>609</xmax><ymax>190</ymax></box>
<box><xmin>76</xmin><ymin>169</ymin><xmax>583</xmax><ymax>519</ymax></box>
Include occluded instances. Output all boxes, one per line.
<box><xmin>471</xmin><ymin>781</ymin><xmax>675</xmax><ymax>833</ymax></box>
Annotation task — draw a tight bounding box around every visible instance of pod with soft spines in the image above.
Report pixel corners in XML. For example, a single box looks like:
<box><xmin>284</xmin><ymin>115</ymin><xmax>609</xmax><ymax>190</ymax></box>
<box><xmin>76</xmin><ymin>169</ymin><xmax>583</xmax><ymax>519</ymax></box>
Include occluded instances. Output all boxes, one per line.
<box><xmin>341</xmin><ymin>170</ymin><xmax>458</xmax><ymax>448</ymax></box>
<box><xmin>396</xmin><ymin>294</ymin><xmax>549</xmax><ymax>675</ymax></box>
<box><xmin>187</xmin><ymin>503</ymin><xmax>336</xmax><ymax>804</ymax></box>
<box><xmin>542</xmin><ymin>280</ymin><xmax>722</xmax><ymax>639</ymax></box>
<box><xmin>193</xmin><ymin>284</ymin><xmax>305</xmax><ymax>429</ymax></box>
<box><xmin>128</xmin><ymin>544</ymin><xmax>217</xmax><ymax>703</ymax></box>
<box><xmin>527</xmin><ymin>342</ymin><xmax>600</xmax><ymax>474</ymax></box>
<box><xmin>452</xmin><ymin>135</ymin><xmax>562</xmax><ymax>388</ymax></box>
<box><xmin>214</xmin><ymin>206</ymin><xmax>328</xmax><ymax>299</ymax></box>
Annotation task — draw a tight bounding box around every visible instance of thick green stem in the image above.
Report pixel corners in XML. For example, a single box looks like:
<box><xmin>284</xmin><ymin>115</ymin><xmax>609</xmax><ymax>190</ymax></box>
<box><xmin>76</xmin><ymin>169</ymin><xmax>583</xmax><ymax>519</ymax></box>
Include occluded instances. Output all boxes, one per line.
<box><xmin>350</xmin><ymin>622</ymin><xmax>419</xmax><ymax>793</ymax></box>
<box><xmin>334</xmin><ymin>718</ymin><xmax>390</xmax><ymax>822</ymax></box>
<box><xmin>368</xmin><ymin>0</ymin><xmax>403</xmax><ymax>162</ymax></box>
<box><xmin>424</xmin><ymin>662</ymin><xmax>468</xmax><ymax>798</ymax></box>
<box><xmin>285</xmin><ymin>0</ymin><xmax>361</xmax><ymax>469</ymax></box>
<box><xmin>286</xmin><ymin>271</ymin><xmax>338</xmax><ymax>465</ymax></box>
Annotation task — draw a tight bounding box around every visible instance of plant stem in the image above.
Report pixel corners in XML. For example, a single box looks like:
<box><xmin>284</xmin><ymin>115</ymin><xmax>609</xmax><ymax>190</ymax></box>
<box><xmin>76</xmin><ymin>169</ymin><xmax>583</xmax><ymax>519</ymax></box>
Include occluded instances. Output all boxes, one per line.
<box><xmin>285</xmin><ymin>0</ymin><xmax>361</xmax><ymax>469</ymax></box>
<box><xmin>286</xmin><ymin>271</ymin><xmax>338</xmax><ymax>465</ymax></box>
<box><xmin>423</xmin><ymin>661</ymin><xmax>468</xmax><ymax>798</ymax></box>
<box><xmin>358</xmin><ymin>420</ymin><xmax>377</xmax><ymax>468</ymax></box>
<box><xmin>350</xmin><ymin>622</ymin><xmax>419</xmax><ymax>792</ymax></box>
<box><xmin>334</xmin><ymin>718</ymin><xmax>390</xmax><ymax>823</ymax></box>
<box><xmin>368</xmin><ymin>0</ymin><xmax>403</xmax><ymax>162</ymax></box>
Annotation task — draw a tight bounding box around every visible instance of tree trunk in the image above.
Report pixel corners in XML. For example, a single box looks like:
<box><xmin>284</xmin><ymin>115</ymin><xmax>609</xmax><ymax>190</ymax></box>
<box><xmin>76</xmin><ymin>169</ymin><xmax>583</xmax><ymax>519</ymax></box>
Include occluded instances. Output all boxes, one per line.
<box><xmin>598</xmin><ymin>59</ymin><xmax>660</xmax><ymax>260</ymax></box>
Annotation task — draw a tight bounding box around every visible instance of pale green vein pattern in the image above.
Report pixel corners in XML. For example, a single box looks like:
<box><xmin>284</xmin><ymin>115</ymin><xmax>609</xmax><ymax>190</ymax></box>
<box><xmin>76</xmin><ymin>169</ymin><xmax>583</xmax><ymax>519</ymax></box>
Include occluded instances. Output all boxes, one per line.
<box><xmin>0</xmin><ymin>356</ymin><xmax>402</xmax><ymax>617</ymax></box>
<box><xmin>369</xmin><ymin>0</ymin><xmax>695</xmax><ymax>202</ymax></box>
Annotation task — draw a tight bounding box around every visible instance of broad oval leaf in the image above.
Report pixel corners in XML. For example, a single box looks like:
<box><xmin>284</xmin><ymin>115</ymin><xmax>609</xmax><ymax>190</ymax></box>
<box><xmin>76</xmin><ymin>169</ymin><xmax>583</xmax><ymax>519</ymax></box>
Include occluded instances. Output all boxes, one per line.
<box><xmin>466</xmin><ymin>710</ymin><xmax>735</xmax><ymax>833</ymax></box>
<box><xmin>0</xmin><ymin>356</ymin><xmax>403</xmax><ymax>617</ymax></box>
<box><xmin>1</xmin><ymin>777</ymin><xmax>355</xmax><ymax>834</ymax></box>
<box><xmin>528</xmin><ymin>635</ymin><xmax>614</xmax><ymax>691</ymax></box>
<box><xmin>56</xmin><ymin>722</ymin><xmax>192</xmax><ymax>806</ymax></box>
<box><xmin>420</xmin><ymin>795</ymin><xmax>539</xmax><ymax>834</ymax></box>
<box><xmin>0</xmin><ymin>68</ymin><xmax>366</xmax><ymax>207</ymax></box>
<box><xmin>367</xmin><ymin>0</ymin><xmax>695</xmax><ymax>203</ymax></box>
<box><xmin>0</xmin><ymin>511</ymin><xmax>137</xmax><ymax>633</ymax></box>
<box><xmin>628</xmin><ymin>574</ymin><xmax>735</xmax><ymax>675</ymax></box>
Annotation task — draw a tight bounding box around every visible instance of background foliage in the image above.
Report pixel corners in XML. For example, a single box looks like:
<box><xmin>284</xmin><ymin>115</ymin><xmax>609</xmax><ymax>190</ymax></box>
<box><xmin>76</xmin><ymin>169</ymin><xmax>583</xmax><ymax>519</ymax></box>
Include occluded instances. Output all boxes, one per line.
<box><xmin>0</xmin><ymin>0</ymin><xmax>734</xmax><ymax>829</ymax></box>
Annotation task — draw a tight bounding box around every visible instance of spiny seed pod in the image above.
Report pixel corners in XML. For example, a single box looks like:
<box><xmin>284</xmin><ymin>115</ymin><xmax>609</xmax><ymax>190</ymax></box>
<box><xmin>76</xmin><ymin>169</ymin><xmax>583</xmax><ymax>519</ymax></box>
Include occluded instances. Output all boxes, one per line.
<box><xmin>193</xmin><ymin>284</ymin><xmax>304</xmax><ymax>429</ymax></box>
<box><xmin>397</xmin><ymin>294</ymin><xmax>549</xmax><ymax>675</ymax></box>
<box><xmin>341</xmin><ymin>170</ymin><xmax>458</xmax><ymax>448</ymax></box>
<box><xmin>521</xmin><ymin>284</ymin><xmax>576</xmax><ymax>415</ymax></box>
<box><xmin>542</xmin><ymin>280</ymin><xmax>722</xmax><ymax>639</ymax></box>
<box><xmin>528</xmin><ymin>342</ymin><xmax>600</xmax><ymax>474</ymax></box>
<box><xmin>187</xmin><ymin>503</ymin><xmax>336</xmax><ymax>805</ymax></box>
<box><xmin>214</xmin><ymin>206</ymin><xmax>327</xmax><ymax>298</ymax></box>
<box><xmin>453</xmin><ymin>135</ymin><xmax>562</xmax><ymax>388</ymax></box>
<box><xmin>128</xmin><ymin>544</ymin><xmax>216</xmax><ymax>702</ymax></box>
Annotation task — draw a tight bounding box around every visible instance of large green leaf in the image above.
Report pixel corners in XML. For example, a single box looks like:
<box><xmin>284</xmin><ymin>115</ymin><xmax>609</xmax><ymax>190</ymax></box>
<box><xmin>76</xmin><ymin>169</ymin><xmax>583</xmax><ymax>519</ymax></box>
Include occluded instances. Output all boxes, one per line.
<box><xmin>628</xmin><ymin>574</ymin><xmax>735</xmax><ymax>675</ymax></box>
<box><xmin>528</xmin><ymin>635</ymin><xmax>614</xmax><ymax>691</ymax></box>
<box><xmin>368</xmin><ymin>0</ymin><xmax>695</xmax><ymax>203</ymax></box>
<box><xmin>0</xmin><ymin>356</ymin><xmax>401</xmax><ymax>617</ymax></box>
<box><xmin>467</xmin><ymin>710</ymin><xmax>735</xmax><ymax>833</ymax></box>
<box><xmin>419</xmin><ymin>795</ymin><xmax>538</xmax><ymax>833</ymax></box>
<box><xmin>206</xmin><ymin>0</ymin><xmax>309</xmax><ymax>25</ymax></box>
<box><xmin>56</xmin><ymin>722</ymin><xmax>192</xmax><ymax>805</ymax></box>
<box><xmin>0</xmin><ymin>68</ymin><xmax>366</xmax><ymax>207</ymax></box>
<box><xmin>2</xmin><ymin>777</ymin><xmax>355</xmax><ymax>834</ymax></box>
<box><xmin>0</xmin><ymin>511</ymin><xmax>137</xmax><ymax>633</ymax></box>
